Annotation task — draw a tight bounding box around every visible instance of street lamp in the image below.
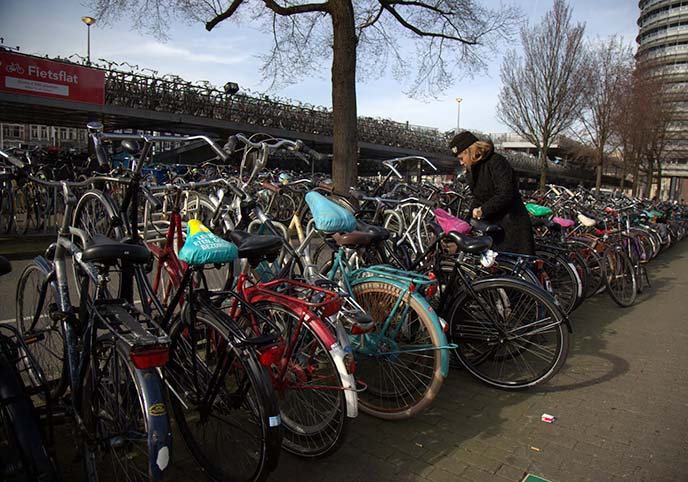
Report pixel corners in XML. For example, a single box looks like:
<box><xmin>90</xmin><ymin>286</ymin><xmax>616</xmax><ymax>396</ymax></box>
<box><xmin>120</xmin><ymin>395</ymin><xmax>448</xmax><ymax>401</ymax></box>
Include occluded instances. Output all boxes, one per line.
<box><xmin>455</xmin><ymin>97</ymin><xmax>463</xmax><ymax>134</ymax></box>
<box><xmin>81</xmin><ymin>16</ymin><xmax>96</xmax><ymax>65</ymax></box>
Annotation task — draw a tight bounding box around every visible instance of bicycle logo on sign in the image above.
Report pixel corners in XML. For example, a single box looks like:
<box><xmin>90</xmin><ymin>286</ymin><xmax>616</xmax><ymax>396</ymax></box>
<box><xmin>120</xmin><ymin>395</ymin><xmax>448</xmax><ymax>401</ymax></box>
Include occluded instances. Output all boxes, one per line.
<box><xmin>6</xmin><ymin>62</ymin><xmax>24</xmax><ymax>74</ymax></box>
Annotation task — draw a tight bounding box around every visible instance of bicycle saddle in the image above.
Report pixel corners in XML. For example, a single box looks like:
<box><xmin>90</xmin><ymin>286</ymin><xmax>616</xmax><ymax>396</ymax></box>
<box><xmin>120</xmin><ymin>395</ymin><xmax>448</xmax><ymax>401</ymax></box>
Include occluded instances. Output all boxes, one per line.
<box><xmin>224</xmin><ymin>231</ymin><xmax>282</xmax><ymax>265</ymax></box>
<box><xmin>305</xmin><ymin>191</ymin><xmax>357</xmax><ymax>233</ymax></box>
<box><xmin>332</xmin><ymin>222</ymin><xmax>389</xmax><ymax>247</ymax></box>
<box><xmin>446</xmin><ymin>231</ymin><xmax>493</xmax><ymax>254</ymax></box>
<box><xmin>577</xmin><ymin>213</ymin><xmax>598</xmax><ymax>227</ymax></box>
<box><xmin>0</xmin><ymin>256</ymin><xmax>11</xmax><ymax>276</ymax></box>
<box><xmin>469</xmin><ymin>219</ymin><xmax>503</xmax><ymax>236</ymax></box>
<box><xmin>82</xmin><ymin>234</ymin><xmax>151</xmax><ymax>266</ymax></box>
<box><xmin>531</xmin><ymin>217</ymin><xmax>561</xmax><ymax>232</ymax></box>
<box><xmin>552</xmin><ymin>216</ymin><xmax>575</xmax><ymax>229</ymax></box>
<box><xmin>178</xmin><ymin>220</ymin><xmax>238</xmax><ymax>266</ymax></box>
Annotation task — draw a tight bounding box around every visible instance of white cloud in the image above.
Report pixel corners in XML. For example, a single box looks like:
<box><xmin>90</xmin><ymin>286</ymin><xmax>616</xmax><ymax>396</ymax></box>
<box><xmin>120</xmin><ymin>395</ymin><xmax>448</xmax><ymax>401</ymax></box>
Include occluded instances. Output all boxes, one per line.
<box><xmin>134</xmin><ymin>41</ymin><xmax>249</xmax><ymax>66</ymax></box>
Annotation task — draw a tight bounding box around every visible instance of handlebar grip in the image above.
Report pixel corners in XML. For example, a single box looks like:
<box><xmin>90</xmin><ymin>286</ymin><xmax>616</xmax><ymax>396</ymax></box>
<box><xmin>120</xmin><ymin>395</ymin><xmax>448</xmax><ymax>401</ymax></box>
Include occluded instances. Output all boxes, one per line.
<box><xmin>296</xmin><ymin>140</ymin><xmax>323</xmax><ymax>161</ymax></box>
<box><xmin>223</xmin><ymin>135</ymin><xmax>239</xmax><ymax>156</ymax></box>
<box><xmin>141</xmin><ymin>187</ymin><xmax>163</xmax><ymax>211</ymax></box>
<box><xmin>228</xmin><ymin>183</ymin><xmax>245</xmax><ymax>199</ymax></box>
<box><xmin>1</xmin><ymin>152</ymin><xmax>26</xmax><ymax>170</ymax></box>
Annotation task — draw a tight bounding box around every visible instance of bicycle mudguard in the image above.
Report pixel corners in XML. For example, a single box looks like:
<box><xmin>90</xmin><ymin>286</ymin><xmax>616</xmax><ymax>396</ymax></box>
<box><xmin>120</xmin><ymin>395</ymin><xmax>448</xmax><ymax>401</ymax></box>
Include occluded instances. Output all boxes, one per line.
<box><xmin>349</xmin><ymin>274</ymin><xmax>452</xmax><ymax>378</ymax></box>
<box><xmin>242</xmin><ymin>292</ymin><xmax>358</xmax><ymax>418</ymax></box>
<box><xmin>132</xmin><ymin>367</ymin><xmax>172</xmax><ymax>480</ymax></box>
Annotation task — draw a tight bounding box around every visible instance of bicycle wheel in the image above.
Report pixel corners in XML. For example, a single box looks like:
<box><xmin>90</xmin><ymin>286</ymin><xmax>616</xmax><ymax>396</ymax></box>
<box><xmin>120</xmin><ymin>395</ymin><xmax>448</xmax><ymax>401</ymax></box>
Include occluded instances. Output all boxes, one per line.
<box><xmin>0</xmin><ymin>348</ymin><xmax>59</xmax><ymax>482</ymax></box>
<box><xmin>604</xmin><ymin>246</ymin><xmax>637</xmax><ymax>307</ymax></box>
<box><xmin>15</xmin><ymin>263</ymin><xmax>67</xmax><ymax>399</ymax></box>
<box><xmin>0</xmin><ymin>179</ymin><xmax>14</xmax><ymax>234</ymax></box>
<box><xmin>166</xmin><ymin>311</ymin><xmax>281</xmax><ymax>482</ymax></box>
<box><xmin>446</xmin><ymin>277</ymin><xmax>569</xmax><ymax>389</ymax></box>
<box><xmin>247</xmin><ymin>302</ymin><xmax>348</xmax><ymax>458</ymax></box>
<box><xmin>72</xmin><ymin>191</ymin><xmax>124</xmax><ymax>298</ymax></box>
<box><xmin>13</xmin><ymin>187</ymin><xmax>29</xmax><ymax>235</ymax></box>
<box><xmin>536</xmin><ymin>250</ymin><xmax>580</xmax><ymax>315</ymax></box>
<box><xmin>80</xmin><ymin>336</ymin><xmax>164</xmax><ymax>482</ymax></box>
<box><xmin>269</xmin><ymin>192</ymin><xmax>297</xmax><ymax>225</ymax></box>
<box><xmin>350</xmin><ymin>280</ymin><xmax>444</xmax><ymax>420</ymax></box>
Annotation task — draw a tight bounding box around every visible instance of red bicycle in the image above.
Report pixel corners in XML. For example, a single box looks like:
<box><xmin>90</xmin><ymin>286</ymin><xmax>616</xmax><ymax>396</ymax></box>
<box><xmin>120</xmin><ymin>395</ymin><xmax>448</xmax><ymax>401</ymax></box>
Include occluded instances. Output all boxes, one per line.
<box><xmin>144</xmin><ymin>183</ymin><xmax>358</xmax><ymax>458</ymax></box>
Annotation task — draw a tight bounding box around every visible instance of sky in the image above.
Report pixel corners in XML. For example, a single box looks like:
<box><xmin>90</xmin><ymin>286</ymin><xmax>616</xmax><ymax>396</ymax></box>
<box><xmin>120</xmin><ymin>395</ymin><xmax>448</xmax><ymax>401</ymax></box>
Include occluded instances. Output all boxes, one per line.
<box><xmin>0</xmin><ymin>0</ymin><xmax>640</xmax><ymax>134</ymax></box>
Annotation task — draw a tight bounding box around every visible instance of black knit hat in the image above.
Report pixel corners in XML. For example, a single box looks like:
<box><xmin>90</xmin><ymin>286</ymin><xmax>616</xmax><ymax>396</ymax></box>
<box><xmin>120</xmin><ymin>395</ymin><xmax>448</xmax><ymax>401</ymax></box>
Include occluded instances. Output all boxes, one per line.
<box><xmin>449</xmin><ymin>131</ymin><xmax>479</xmax><ymax>154</ymax></box>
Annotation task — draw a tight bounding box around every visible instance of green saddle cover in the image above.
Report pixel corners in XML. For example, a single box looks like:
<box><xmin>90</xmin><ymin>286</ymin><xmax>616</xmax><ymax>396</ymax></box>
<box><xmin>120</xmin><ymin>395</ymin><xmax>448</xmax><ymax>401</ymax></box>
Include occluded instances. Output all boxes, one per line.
<box><xmin>526</xmin><ymin>203</ymin><xmax>553</xmax><ymax>217</ymax></box>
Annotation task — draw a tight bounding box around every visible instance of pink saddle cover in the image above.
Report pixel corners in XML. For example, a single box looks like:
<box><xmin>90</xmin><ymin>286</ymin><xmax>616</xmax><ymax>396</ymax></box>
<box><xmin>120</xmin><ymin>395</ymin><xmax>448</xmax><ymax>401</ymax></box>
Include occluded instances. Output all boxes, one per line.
<box><xmin>552</xmin><ymin>216</ymin><xmax>575</xmax><ymax>228</ymax></box>
<box><xmin>435</xmin><ymin>208</ymin><xmax>471</xmax><ymax>234</ymax></box>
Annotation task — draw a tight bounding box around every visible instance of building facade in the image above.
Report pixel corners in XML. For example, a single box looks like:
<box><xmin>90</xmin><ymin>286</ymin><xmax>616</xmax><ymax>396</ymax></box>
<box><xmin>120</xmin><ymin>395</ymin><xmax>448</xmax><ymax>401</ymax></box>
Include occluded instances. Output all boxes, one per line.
<box><xmin>636</xmin><ymin>0</ymin><xmax>688</xmax><ymax>171</ymax></box>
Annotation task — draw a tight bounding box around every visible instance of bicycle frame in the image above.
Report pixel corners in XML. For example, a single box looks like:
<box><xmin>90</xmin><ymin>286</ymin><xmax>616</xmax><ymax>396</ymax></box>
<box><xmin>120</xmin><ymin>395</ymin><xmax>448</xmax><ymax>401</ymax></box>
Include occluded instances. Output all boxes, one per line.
<box><xmin>227</xmin><ymin>270</ymin><xmax>358</xmax><ymax>417</ymax></box>
<box><xmin>24</xmin><ymin>180</ymin><xmax>171</xmax><ymax>481</ymax></box>
<box><xmin>324</xmin><ymin>247</ymin><xmax>453</xmax><ymax>378</ymax></box>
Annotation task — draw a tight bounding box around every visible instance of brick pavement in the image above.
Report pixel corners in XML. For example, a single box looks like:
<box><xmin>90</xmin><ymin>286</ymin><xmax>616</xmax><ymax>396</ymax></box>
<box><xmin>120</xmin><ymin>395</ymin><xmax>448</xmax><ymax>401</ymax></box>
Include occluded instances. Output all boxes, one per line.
<box><xmin>6</xmin><ymin>241</ymin><xmax>688</xmax><ymax>482</ymax></box>
<box><xmin>260</xmin><ymin>242</ymin><xmax>688</xmax><ymax>482</ymax></box>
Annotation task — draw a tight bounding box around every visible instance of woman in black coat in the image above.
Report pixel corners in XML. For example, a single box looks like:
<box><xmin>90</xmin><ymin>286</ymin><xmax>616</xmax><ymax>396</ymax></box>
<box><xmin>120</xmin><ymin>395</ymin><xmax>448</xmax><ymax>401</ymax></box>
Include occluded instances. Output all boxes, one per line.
<box><xmin>450</xmin><ymin>131</ymin><xmax>535</xmax><ymax>255</ymax></box>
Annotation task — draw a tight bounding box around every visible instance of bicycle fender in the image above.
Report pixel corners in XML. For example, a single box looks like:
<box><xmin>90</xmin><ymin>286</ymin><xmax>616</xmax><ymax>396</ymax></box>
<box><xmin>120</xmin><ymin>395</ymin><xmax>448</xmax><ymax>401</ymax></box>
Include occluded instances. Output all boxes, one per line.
<box><xmin>329</xmin><ymin>342</ymin><xmax>359</xmax><ymax>418</ymax></box>
<box><xmin>32</xmin><ymin>255</ymin><xmax>52</xmax><ymax>275</ymax></box>
<box><xmin>133</xmin><ymin>367</ymin><xmax>172</xmax><ymax>481</ymax></box>
<box><xmin>350</xmin><ymin>276</ymin><xmax>451</xmax><ymax>378</ymax></box>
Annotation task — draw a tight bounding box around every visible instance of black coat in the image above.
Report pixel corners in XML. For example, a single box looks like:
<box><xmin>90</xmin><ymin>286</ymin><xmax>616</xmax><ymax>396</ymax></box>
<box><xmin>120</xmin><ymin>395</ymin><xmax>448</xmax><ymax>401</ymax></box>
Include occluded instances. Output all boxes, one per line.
<box><xmin>466</xmin><ymin>149</ymin><xmax>535</xmax><ymax>255</ymax></box>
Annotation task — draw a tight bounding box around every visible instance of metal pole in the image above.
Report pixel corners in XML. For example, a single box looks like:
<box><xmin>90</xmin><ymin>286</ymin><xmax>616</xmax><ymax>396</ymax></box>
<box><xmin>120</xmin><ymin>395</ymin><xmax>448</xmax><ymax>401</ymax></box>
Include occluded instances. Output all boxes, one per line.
<box><xmin>455</xmin><ymin>97</ymin><xmax>463</xmax><ymax>134</ymax></box>
<box><xmin>87</xmin><ymin>25</ymin><xmax>91</xmax><ymax>65</ymax></box>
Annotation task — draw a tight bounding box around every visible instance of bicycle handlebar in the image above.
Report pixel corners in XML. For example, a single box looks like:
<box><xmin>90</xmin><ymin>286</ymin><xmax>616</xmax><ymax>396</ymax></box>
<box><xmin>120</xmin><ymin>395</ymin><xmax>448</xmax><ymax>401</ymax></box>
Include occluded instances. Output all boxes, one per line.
<box><xmin>0</xmin><ymin>149</ymin><xmax>26</xmax><ymax>169</ymax></box>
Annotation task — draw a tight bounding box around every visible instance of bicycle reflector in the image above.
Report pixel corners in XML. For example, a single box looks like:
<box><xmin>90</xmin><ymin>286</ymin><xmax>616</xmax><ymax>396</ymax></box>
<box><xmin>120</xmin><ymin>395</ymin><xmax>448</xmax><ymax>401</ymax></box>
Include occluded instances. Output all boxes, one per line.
<box><xmin>426</xmin><ymin>272</ymin><xmax>437</xmax><ymax>298</ymax></box>
<box><xmin>130</xmin><ymin>344</ymin><xmax>170</xmax><ymax>369</ymax></box>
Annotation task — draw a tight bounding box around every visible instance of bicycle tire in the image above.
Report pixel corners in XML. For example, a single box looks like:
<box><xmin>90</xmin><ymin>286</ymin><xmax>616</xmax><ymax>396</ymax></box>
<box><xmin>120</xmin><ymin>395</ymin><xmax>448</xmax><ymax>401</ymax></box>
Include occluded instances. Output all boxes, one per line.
<box><xmin>446</xmin><ymin>276</ymin><xmax>569</xmax><ymax>389</ymax></box>
<box><xmin>71</xmin><ymin>190</ymin><xmax>124</xmax><ymax>299</ymax></box>
<box><xmin>350</xmin><ymin>280</ymin><xmax>444</xmax><ymax>420</ymax></box>
<box><xmin>246</xmin><ymin>302</ymin><xmax>348</xmax><ymax>458</ymax></box>
<box><xmin>0</xmin><ymin>345</ymin><xmax>59</xmax><ymax>482</ymax></box>
<box><xmin>13</xmin><ymin>187</ymin><xmax>29</xmax><ymax>236</ymax></box>
<box><xmin>15</xmin><ymin>263</ymin><xmax>67</xmax><ymax>399</ymax></box>
<box><xmin>0</xmin><ymin>181</ymin><xmax>13</xmax><ymax>234</ymax></box>
<box><xmin>604</xmin><ymin>246</ymin><xmax>637</xmax><ymax>307</ymax></box>
<box><xmin>535</xmin><ymin>250</ymin><xmax>580</xmax><ymax>315</ymax></box>
<box><xmin>166</xmin><ymin>312</ymin><xmax>281</xmax><ymax>482</ymax></box>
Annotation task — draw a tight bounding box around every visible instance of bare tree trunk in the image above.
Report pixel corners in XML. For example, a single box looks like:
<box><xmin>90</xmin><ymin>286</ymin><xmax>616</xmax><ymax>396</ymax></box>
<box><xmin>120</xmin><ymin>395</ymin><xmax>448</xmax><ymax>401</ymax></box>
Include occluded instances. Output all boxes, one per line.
<box><xmin>656</xmin><ymin>162</ymin><xmax>663</xmax><ymax>200</ymax></box>
<box><xmin>595</xmin><ymin>145</ymin><xmax>604</xmax><ymax>193</ymax></box>
<box><xmin>330</xmin><ymin>0</ymin><xmax>358</xmax><ymax>192</ymax></box>
<box><xmin>632</xmin><ymin>155</ymin><xmax>641</xmax><ymax>197</ymax></box>
<box><xmin>644</xmin><ymin>158</ymin><xmax>654</xmax><ymax>198</ymax></box>
<box><xmin>539</xmin><ymin>145</ymin><xmax>549</xmax><ymax>192</ymax></box>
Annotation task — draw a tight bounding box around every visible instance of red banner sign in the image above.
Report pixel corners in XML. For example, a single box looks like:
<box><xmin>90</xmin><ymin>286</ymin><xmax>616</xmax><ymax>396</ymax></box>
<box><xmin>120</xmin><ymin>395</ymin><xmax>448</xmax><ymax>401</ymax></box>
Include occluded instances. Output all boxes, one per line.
<box><xmin>0</xmin><ymin>51</ymin><xmax>105</xmax><ymax>105</ymax></box>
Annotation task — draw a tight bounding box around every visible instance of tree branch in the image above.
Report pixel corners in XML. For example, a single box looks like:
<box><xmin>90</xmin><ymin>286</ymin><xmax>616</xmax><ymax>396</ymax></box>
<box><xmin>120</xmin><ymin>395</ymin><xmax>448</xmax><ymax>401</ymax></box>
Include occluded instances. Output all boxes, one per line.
<box><xmin>262</xmin><ymin>0</ymin><xmax>329</xmax><ymax>16</ymax></box>
<box><xmin>206</xmin><ymin>0</ymin><xmax>245</xmax><ymax>31</ymax></box>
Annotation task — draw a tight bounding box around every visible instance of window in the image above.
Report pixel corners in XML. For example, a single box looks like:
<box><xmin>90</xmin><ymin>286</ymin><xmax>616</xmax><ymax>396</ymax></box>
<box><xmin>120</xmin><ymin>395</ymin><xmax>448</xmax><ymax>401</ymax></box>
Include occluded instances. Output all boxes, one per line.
<box><xmin>31</xmin><ymin>126</ymin><xmax>38</xmax><ymax>139</ymax></box>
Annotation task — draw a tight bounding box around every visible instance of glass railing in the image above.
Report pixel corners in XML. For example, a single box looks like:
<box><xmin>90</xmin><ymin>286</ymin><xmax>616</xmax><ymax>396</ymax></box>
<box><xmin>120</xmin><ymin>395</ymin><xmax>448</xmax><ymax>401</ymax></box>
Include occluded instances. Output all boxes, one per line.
<box><xmin>641</xmin><ymin>6</ymin><xmax>688</xmax><ymax>29</ymax></box>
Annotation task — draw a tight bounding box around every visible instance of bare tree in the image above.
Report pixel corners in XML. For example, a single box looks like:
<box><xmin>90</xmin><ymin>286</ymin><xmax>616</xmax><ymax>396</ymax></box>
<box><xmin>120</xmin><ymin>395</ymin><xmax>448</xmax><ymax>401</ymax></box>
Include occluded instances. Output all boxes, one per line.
<box><xmin>613</xmin><ymin>64</ymin><xmax>677</xmax><ymax>198</ymax></box>
<box><xmin>497</xmin><ymin>0</ymin><xmax>588</xmax><ymax>191</ymax></box>
<box><xmin>94</xmin><ymin>0</ymin><xmax>520</xmax><ymax>190</ymax></box>
<box><xmin>576</xmin><ymin>36</ymin><xmax>633</xmax><ymax>193</ymax></box>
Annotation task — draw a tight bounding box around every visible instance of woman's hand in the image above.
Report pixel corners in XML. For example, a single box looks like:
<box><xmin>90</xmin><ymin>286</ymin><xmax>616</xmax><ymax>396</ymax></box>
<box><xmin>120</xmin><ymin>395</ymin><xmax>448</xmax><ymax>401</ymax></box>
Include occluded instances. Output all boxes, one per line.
<box><xmin>472</xmin><ymin>207</ymin><xmax>483</xmax><ymax>220</ymax></box>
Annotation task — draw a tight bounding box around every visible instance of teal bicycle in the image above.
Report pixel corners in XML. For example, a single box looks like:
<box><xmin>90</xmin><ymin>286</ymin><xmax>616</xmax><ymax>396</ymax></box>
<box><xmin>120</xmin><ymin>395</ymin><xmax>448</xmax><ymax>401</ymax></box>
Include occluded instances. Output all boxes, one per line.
<box><xmin>305</xmin><ymin>192</ymin><xmax>454</xmax><ymax>420</ymax></box>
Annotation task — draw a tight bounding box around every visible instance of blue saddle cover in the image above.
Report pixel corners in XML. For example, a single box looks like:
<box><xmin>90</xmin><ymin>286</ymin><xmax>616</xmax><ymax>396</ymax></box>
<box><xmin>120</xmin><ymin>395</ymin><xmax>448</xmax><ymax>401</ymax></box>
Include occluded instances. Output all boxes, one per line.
<box><xmin>305</xmin><ymin>191</ymin><xmax>357</xmax><ymax>233</ymax></box>
<box><xmin>178</xmin><ymin>220</ymin><xmax>238</xmax><ymax>266</ymax></box>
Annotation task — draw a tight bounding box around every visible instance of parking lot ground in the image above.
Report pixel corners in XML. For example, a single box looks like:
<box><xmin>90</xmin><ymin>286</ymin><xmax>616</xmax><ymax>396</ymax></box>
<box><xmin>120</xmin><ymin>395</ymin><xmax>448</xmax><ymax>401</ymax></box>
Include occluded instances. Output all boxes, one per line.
<box><xmin>1</xmin><ymin>238</ymin><xmax>687</xmax><ymax>482</ymax></box>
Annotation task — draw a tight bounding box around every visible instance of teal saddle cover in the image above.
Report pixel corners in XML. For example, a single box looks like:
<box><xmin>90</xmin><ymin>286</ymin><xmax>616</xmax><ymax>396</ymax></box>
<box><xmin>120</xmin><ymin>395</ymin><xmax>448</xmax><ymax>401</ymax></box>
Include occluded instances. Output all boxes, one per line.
<box><xmin>305</xmin><ymin>191</ymin><xmax>357</xmax><ymax>233</ymax></box>
<box><xmin>178</xmin><ymin>219</ymin><xmax>238</xmax><ymax>266</ymax></box>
